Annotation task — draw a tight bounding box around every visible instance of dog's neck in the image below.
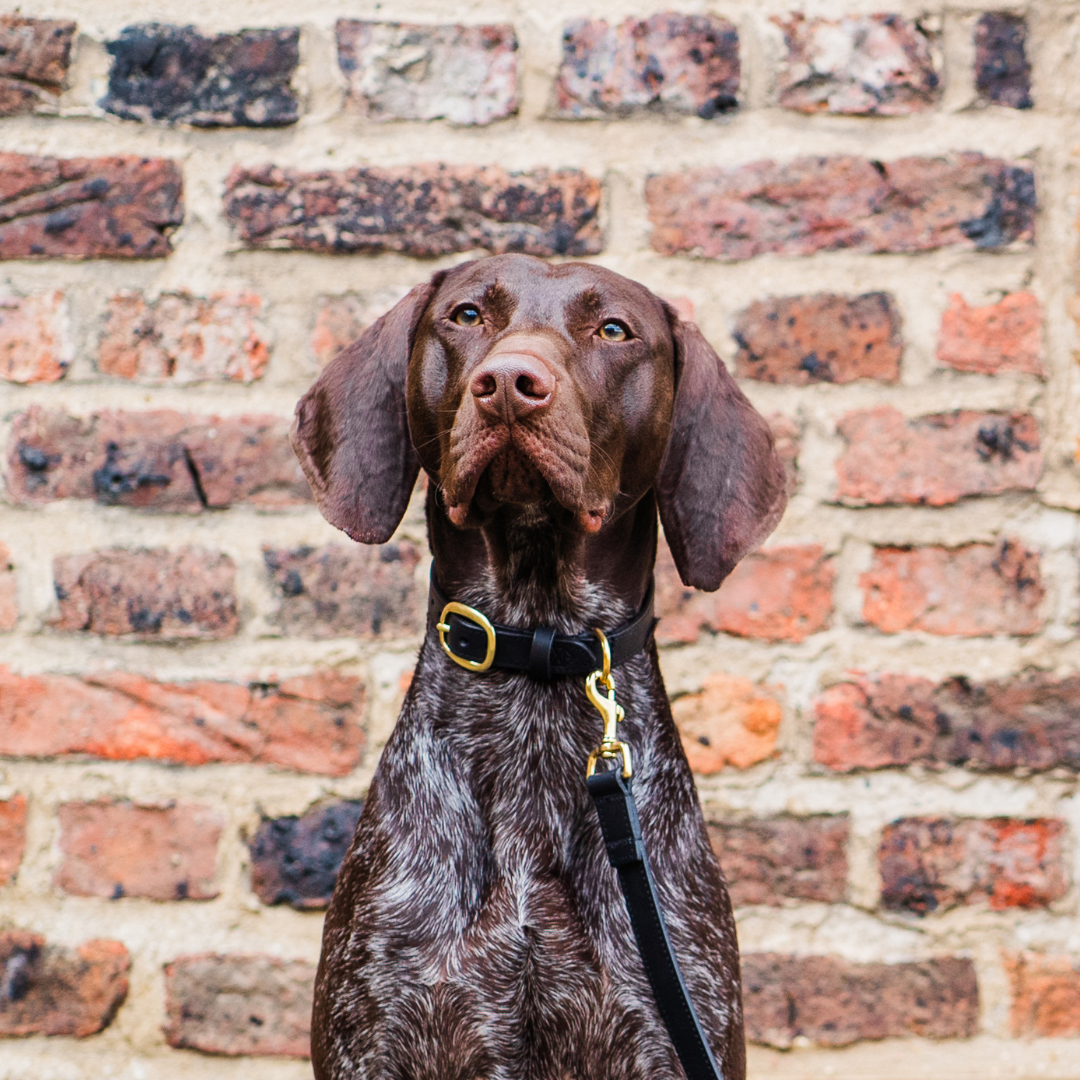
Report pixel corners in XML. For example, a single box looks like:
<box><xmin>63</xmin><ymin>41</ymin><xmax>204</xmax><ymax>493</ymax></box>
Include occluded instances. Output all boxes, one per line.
<box><xmin>426</xmin><ymin>485</ymin><xmax>657</xmax><ymax>630</ymax></box>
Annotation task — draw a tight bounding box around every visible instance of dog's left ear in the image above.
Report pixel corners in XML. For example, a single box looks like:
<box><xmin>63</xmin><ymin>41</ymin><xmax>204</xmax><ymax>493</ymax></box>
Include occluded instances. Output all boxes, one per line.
<box><xmin>655</xmin><ymin>308</ymin><xmax>788</xmax><ymax>591</ymax></box>
<box><xmin>291</xmin><ymin>280</ymin><xmax>439</xmax><ymax>544</ymax></box>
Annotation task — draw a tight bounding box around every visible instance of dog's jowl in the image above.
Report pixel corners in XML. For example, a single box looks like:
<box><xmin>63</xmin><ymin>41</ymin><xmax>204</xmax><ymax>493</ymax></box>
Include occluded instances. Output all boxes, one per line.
<box><xmin>291</xmin><ymin>255</ymin><xmax>787</xmax><ymax>1080</ymax></box>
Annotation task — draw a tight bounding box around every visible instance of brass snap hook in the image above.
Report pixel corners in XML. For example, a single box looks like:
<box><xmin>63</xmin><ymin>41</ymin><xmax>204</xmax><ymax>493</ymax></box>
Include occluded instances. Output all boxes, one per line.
<box><xmin>585</xmin><ymin>628</ymin><xmax>631</xmax><ymax>779</ymax></box>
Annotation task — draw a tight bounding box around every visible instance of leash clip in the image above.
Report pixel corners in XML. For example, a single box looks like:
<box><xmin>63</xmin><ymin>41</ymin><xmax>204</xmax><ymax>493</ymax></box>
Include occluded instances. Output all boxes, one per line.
<box><xmin>585</xmin><ymin>629</ymin><xmax>632</xmax><ymax>779</ymax></box>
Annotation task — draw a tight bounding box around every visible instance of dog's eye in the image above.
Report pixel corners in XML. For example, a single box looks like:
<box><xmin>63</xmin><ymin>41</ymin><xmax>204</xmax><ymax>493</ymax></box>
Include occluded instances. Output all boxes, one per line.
<box><xmin>598</xmin><ymin>321</ymin><xmax>629</xmax><ymax>342</ymax></box>
<box><xmin>452</xmin><ymin>306</ymin><xmax>483</xmax><ymax>327</ymax></box>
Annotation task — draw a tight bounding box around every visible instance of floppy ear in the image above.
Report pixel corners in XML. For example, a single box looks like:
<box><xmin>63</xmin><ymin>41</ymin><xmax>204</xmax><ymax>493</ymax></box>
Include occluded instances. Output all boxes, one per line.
<box><xmin>655</xmin><ymin>310</ymin><xmax>788</xmax><ymax>591</ymax></box>
<box><xmin>291</xmin><ymin>281</ymin><xmax>437</xmax><ymax>544</ymax></box>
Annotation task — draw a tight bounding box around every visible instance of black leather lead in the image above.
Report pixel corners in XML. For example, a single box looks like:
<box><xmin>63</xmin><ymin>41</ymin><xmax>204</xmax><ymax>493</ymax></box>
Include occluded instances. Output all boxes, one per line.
<box><xmin>587</xmin><ymin>767</ymin><xmax>726</xmax><ymax>1080</ymax></box>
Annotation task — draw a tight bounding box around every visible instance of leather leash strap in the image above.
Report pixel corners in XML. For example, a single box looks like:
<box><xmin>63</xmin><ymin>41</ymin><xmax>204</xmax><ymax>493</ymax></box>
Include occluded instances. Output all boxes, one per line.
<box><xmin>587</xmin><ymin>767</ymin><xmax>726</xmax><ymax>1080</ymax></box>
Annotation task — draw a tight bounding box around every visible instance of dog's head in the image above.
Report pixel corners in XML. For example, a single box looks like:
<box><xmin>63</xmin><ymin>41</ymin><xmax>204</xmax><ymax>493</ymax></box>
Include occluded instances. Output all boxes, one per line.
<box><xmin>292</xmin><ymin>254</ymin><xmax>786</xmax><ymax>590</ymax></box>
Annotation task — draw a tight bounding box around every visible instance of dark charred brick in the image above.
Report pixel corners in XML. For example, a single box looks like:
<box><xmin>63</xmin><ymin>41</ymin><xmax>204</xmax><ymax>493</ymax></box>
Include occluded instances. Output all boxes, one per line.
<box><xmin>102</xmin><ymin>24</ymin><xmax>299</xmax><ymax>127</ymax></box>
<box><xmin>735</xmin><ymin>293</ymin><xmax>902</xmax><ymax>385</ymax></box>
<box><xmin>647</xmin><ymin>153</ymin><xmax>1035</xmax><ymax>260</ymax></box>
<box><xmin>7</xmin><ymin>407</ymin><xmax>310</xmax><ymax>511</ymax></box>
<box><xmin>224</xmin><ymin>164</ymin><xmax>602</xmax><ymax>258</ymax></box>
<box><xmin>0</xmin><ymin>16</ymin><xmax>75</xmax><ymax>115</ymax></box>
<box><xmin>249</xmin><ymin>800</ymin><xmax>364</xmax><ymax>909</ymax></box>
<box><xmin>814</xmin><ymin>671</ymin><xmax>1080</xmax><ymax>773</ymax></box>
<box><xmin>164</xmin><ymin>954</ymin><xmax>314</xmax><ymax>1057</ymax></box>
<box><xmin>554</xmin><ymin>14</ymin><xmax>739</xmax><ymax>119</ymax></box>
<box><xmin>0</xmin><ymin>154</ymin><xmax>182</xmax><ymax>259</ymax></box>
<box><xmin>264</xmin><ymin>543</ymin><xmax>423</xmax><ymax>639</ymax></box>
<box><xmin>0</xmin><ymin>932</ymin><xmax>129</xmax><ymax>1037</ymax></box>
<box><xmin>879</xmin><ymin>817</ymin><xmax>1067</xmax><ymax>915</ymax></box>
<box><xmin>707</xmin><ymin>815</ymin><xmax>849</xmax><ymax>906</ymax></box>
<box><xmin>975</xmin><ymin>14</ymin><xmax>1032</xmax><ymax>110</ymax></box>
<box><xmin>742</xmin><ymin>954</ymin><xmax>978</xmax><ymax>1047</ymax></box>
<box><xmin>52</xmin><ymin>547</ymin><xmax>238</xmax><ymax>640</ymax></box>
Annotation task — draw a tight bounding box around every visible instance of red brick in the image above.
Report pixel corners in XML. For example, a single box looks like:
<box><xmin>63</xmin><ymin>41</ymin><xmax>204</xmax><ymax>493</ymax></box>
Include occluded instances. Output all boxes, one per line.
<box><xmin>99</xmin><ymin>291</ymin><xmax>270</xmax><ymax>382</ymax></box>
<box><xmin>647</xmin><ymin>153</ymin><xmax>1035</xmax><ymax>260</ymax></box>
<box><xmin>225</xmin><ymin>164</ymin><xmax>602</xmax><ymax>258</ymax></box>
<box><xmin>776</xmin><ymin>14</ymin><xmax>939</xmax><ymax>115</ymax></box>
<box><xmin>0</xmin><ymin>667</ymin><xmax>364</xmax><ymax>776</ymax></box>
<box><xmin>0</xmin><ymin>154</ymin><xmax>182</xmax><ymax>259</ymax></box>
<box><xmin>103</xmin><ymin>26</ymin><xmax>299</xmax><ymax>127</ymax></box>
<box><xmin>56</xmin><ymin>800</ymin><xmax>223</xmax><ymax>901</ymax></box>
<box><xmin>0</xmin><ymin>542</ymin><xmax>15</xmax><ymax>631</ymax></box>
<box><xmin>555</xmin><ymin>14</ymin><xmax>738</xmax><ymax>119</ymax></box>
<box><xmin>860</xmin><ymin>539</ymin><xmax>1043</xmax><ymax>637</ymax></box>
<box><xmin>0</xmin><ymin>932</ymin><xmax>129</xmax><ymax>1037</ymax></box>
<box><xmin>337</xmin><ymin>21</ymin><xmax>518</xmax><ymax>125</ymax></box>
<box><xmin>976</xmin><ymin>14</ymin><xmax>1031</xmax><ymax>110</ymax></box>
<box><xmin>1006</xmin><ymin>952</ymin><xmax>1080</xmax><ymax>1037</ymax></box>
<box><xmin>812</xmin><ymin>671</ymin><xmax>1080</xmax><ymax>772</ymax></box>
<box><xmin>735</xmin><ymin>293</ymin><xmax>902</xmax><ymax>385</ymax></box>
<box><xmin>880</xmin><ymin>818</ymin><xmax>1067</xmax><ymax>915</ymax></box>
<box><xmin>656</xmin><ymin>542</ymin><xmax>834</xmax><ymax>644</ymax></box>
<box><xmin>707</xmin><ymin>815</ymin><xmax>849</xmax><ymax>906</ymax></box>
<box><xmin>164</xmin><ymin>954</ymin><xmax>314</xmax><ymax>1057</ymax></box>
<box><xmin>671</xmin><ymin>674</ymin><xmax>781</xmax><ymax>773</ymax></box>
<box><xmin>52</xmin><ymin>548</ymin><xmax>238</xmax><ymax>640</ymax></box>
<box><xmin>311</xmin><ymin>290</ymin><xmax>410</xmax><ymax>367</ymax></box>
<box><xmin>0</xmin><ymin>17</ymin><xmax>75</xmax><ymax>115</ymax></box>
<box><xmin>937</xmin><ymin>292</ymin><xmax>1043</xmax><ymax>375</ymax></box>
<box><xmin>0</xmin><ymin>291</ymin><xmax>70</xmax><ymax>382</ymax></box>
<box><xmin>0</xmin><ymin>794</ymin><xmax>26</xmax><ymax>886</ymax></box>
<box><xmin>8</xmin><ymin>406</ymin><xmax>310</xmax><ymax>510</ymax></box>
<box><xmin>742</xmin><ymin>954</ymin><xmax>978</xmax><ymax>1047</ymax></box>
<box><xmin>836</xmin><ymin>408</ymin><xmax>1042</xmax><ymax>506</ymax></box>
<box><xmin>264</xmin><ymin>542</ymin><xmax>423</xmax><ymax>639</ymax></box>
<box><xmin>768</xmin><ymin>413</ymin><xmax>801</xmax><ymax>497</ymax></box>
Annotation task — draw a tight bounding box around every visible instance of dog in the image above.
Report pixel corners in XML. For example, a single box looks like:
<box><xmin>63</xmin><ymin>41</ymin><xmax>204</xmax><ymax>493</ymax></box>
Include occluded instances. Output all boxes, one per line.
<box><xmin>291</xmin><ymin>254</ymin><xmax>787</xmax><ymax>1080</ymax></box>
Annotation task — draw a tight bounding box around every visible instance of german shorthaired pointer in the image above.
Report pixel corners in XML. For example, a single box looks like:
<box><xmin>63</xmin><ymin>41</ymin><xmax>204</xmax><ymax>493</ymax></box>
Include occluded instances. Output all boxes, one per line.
<box><xmin>291</xmin><ymin>254</ymin><xmax>787</xmax><ymax>1080</ymax></box>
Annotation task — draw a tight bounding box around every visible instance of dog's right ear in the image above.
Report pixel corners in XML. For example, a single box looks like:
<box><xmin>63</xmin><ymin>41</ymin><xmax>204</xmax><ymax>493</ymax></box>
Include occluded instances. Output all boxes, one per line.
<box><xmin>291</xmin><ymin>280</ymin><xmax>439</xmax><ymax>544</ymax></box>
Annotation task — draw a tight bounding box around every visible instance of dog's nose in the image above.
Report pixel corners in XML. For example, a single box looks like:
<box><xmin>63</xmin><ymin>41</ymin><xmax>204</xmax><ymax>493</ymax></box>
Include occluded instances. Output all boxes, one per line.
<box><xmin>470</xmin><ymin>355</ymin><xmax>555</xmax><ymax>422</ymax></box>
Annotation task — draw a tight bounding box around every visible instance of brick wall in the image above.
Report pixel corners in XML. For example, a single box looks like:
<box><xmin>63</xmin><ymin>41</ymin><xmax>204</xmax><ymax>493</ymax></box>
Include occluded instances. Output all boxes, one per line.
<box><xmin>1</xmin><ymin>2</ymin><xmax>1078</xmax><ymax>1078</ymax></box>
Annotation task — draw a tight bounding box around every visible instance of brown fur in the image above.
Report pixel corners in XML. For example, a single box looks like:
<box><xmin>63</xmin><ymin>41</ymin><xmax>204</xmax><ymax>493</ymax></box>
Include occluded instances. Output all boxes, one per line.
<box><xmin>291</xmin><ymin>255</ymin><xmax>787</xmax><ymax>1080</ymax></box>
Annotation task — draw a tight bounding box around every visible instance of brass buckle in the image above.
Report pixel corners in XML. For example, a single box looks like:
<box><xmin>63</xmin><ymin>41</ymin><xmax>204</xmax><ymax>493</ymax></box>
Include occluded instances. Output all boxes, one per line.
<box><xmin>436</xmin><ymin>602</ymin><xmax>496</xmax><ymax>673</ymax></box>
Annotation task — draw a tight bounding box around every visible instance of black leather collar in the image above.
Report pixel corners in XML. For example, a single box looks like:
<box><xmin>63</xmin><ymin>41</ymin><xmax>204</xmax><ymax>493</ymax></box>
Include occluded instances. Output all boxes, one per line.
<box><xmin>427</xmin><ymin>571</ymin><xmax>656</xmax><ymax>681</ymax></box>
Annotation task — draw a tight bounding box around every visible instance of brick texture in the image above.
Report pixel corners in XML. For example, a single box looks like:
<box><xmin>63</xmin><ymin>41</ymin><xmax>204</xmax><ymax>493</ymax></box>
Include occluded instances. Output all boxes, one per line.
<box><xmin>264</xmin><ymin>542</ymin><xmax>422</xmax><ymax>639</ymax></box>
<box><xmin>836</xmin><ymin>409</ymin><xmax>1042</xmax><ymax>506</ymax></box>
<box><xmin>52</xmin><ymin>548</ymin><xmax>238</xmax><ymax>640</ymax></box>
<box><xmin>98</xmin><ymin>291</ymin><xmax>270</xmax><ymax>382</ymax></box>
<box><xmin>647</xmin><ymin>154</ymin><xmax>1035</xmax><ymax>260</ymax></box>
<box><xmin>163</xmin><ymin>954</ymin><xmax>315</xmax><ymax>1057</ymax></box>
<box><xmin>671</xmin><ymin>673</ymin><xmax>782</xmax><ymax>773</ymax></box>
<box><xmin>8</xmin><ymin>407</ymin><xmax>309</xmax><ymax>510</ymax></box>
<box><xmin>0</xmin><ymin>933</ymin><xmax>129</xmax><ymax>1037</ymax></box>
<box><xmin>937</xmin><ymin>292</ymin><xmax>1044</xmax><ymax>376</ymax></box>
<box><xmin>0</xmin><ymin>154</ymin><xmax>183</xmax><ymax>259</ymax></box>
<box><xmin>0</xmin><ymin>541</ymin><xmax>15</xmax><ymax>631</ymax></box>
<box><xmin>813</xmin><ymin>672</ymin><xmax>1080</xmax><ymax>772</ymax></box>
<box><xmin>976</xmin><ymin>14</ymin><xmax>1032</xmax><ymax>110</ymax></box>
<box><xmin>56</xmin><ymin>800</ymin><xmax>223</xmax><ymax>901</ymax></box>
<box><xmin>861</xmin><ymin>539</ymin><xmax>1043</xmax><ymax>637</ymax></box>
<box><xmin>249</xmin><ymin>800</ymin><xmax>364</xmax><ymax>909</ymax></box>
<box><xmin>742</xmin><ymin>954</ymin><xmax>978</xmax><ymax>1047</ymax></box>
<box><xmin>224</xmin><ymin>164</ymin><xmax>602</xmax><ymax>257</ymax></box>
<box><xmin>767</xmin><ymin>413</ymin><xmax>801</xmax><ymax>497</ymax></box>
<box><xmin>337</xmin><ymin>21</ymin><xmax>518</xmax><ymax>125</ymax></box>
<box><xmin>0</xmin><ymin>667</ymin><xmax>364</xmax><ymax>775</ymax></box>
<box><xmin>555</xmin><ymin>14</ymin><xmax>739</xmax><ymax>119</ymax></box>
<box><xmin>0</xmin><ymin>16</ymin><xmax>75</xmax><ymax>115</ymax></box>
<box><xmin>776</xmin><ymin>14</ymin><xmax>939</xmax><ymax>115</ymax></box>
<box><xmin>310</xmin><ymin>290</ymin><xmax>409</xmax><ymax>367</ymax></box>
<box><xmin>734</xmin><ymin>293</ymin><xmax>902</xmax><ymax>385</ymax></box>
<box><xmin>0</xmin><ymin>290</ymin><xmax>71</xmax><ymax>383</ymax></box>
<box><xmin>880</xmin><ymin>817</ymin><xmax>1067</xmax><ymax>915</ymax></box>
<box><xmin>707</xmin><ymin>815</ymin><xmax>849</xmax><ymax>906</ymax></box>
<box><xmin>656</xmin><ymin>542</ymin><xmax>834</xmax><ymax>644</ymax></box>
<box><xmin>0</xmin><ymin>794</ymin><xmax>26</xmax><ymax>886</ymax></box>
<box><xmin>1006</xmin><ymin>953</ymin><xmax>1080</xmax><ymax>1037</ymax></box>
<box><xmin>103</xmin><ymin>25</ymin><xmax>299</xmax><ymax>127</ymax></box>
